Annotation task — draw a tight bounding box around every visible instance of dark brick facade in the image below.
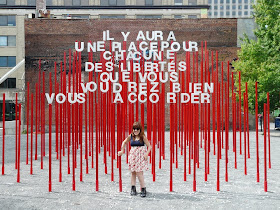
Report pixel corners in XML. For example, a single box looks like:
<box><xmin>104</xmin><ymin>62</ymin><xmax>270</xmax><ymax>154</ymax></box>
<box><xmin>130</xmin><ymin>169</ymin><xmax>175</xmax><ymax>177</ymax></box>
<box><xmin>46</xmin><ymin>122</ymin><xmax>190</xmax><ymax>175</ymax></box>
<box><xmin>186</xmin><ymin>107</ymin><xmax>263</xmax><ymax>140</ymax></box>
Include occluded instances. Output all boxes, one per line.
<box><xmin>25</xmin><ymin>18</ymin><xmax>239</xmax><ymax>128</ymax></box>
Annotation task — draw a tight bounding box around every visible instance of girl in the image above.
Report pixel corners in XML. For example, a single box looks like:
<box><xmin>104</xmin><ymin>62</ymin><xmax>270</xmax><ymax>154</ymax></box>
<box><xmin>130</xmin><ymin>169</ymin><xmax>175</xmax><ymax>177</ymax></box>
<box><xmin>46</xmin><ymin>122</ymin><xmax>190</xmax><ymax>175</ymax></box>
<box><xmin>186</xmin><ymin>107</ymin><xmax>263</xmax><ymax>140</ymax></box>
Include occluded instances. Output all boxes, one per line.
<box><xmin>117</xmin><ymin>122</ymin><xmax>152</xmax><ymax>197</ymax></box>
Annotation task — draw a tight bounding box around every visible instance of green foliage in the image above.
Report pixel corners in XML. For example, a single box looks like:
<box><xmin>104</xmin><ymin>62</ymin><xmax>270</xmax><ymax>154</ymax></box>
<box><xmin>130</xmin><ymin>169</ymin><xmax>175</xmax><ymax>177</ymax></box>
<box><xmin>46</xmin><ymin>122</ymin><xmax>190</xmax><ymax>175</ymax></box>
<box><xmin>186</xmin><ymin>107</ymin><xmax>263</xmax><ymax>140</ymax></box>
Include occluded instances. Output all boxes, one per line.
<box><xmin>232</xmin><ymin>0</ymin><xmax>280</xmax><ymax>113</ymax></box>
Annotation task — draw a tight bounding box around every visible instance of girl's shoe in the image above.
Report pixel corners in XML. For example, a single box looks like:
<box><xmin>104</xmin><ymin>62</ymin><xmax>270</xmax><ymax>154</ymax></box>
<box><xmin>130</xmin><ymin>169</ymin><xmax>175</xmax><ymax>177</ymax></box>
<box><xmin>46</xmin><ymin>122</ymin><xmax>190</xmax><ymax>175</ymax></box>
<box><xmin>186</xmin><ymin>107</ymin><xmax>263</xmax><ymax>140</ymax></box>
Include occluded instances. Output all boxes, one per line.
<box><xmin>140</xmin><ymin>187</ymin><xmax>146</xmax><ymax>197</ymax></box>
<box><xmin>130</xmin><ymin>185</ymin><xmax>137</xmax><ymax>195</ymax></box>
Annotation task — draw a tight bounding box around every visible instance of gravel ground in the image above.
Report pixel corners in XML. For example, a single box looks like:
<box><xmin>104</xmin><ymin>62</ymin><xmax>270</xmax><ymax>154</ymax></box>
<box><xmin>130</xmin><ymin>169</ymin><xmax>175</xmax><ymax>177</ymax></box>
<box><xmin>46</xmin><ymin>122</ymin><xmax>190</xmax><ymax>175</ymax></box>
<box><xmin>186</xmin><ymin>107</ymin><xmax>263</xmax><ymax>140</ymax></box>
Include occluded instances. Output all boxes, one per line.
<box><xmin>0</xmin><ymin>124</ymin><xmax>279</xmax><ymax>210</ymax></box>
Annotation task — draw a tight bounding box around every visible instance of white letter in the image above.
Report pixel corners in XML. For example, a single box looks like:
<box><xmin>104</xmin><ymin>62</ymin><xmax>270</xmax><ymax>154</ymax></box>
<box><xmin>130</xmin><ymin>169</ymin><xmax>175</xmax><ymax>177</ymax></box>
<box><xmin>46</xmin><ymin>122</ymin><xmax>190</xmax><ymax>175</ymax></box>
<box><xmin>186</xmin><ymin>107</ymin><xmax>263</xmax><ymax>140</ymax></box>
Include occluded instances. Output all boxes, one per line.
<box><xmin>167</xmin><ymin>31</ymin><xmax>176</xmax><ymax>41</ymax></box>
<box><xmin>113</xmin><ymin>93</ymin><xmax>124</xmax><ymax>103</ymax></box>
<box><xmin>56</xmin><ymin>93</ymin><xmax>66</xmax><ymax>104</ymax></box>
<box><xmin>167</xmin><ymin>92</ymin><xmax>176</xmax><ymax>103</ymax></box>
<box><xmin>121</xmin><ymin>31</ymin><xmax>130</xmax><ymax>41</ymax></box>
<box><xmin>45</xmin><ymin>93</ymin><xmax>55</xmax><ymax>104</ymax></box>
<box><xmin>113</xmin><ymin>83</ymin><xmax>122</xmax><ymax>93</ymax></box>
<box><xmin>75</xmin><ymin>41</ymin><xmax>84</xmax><ymax>52</ymax></box>
<box><xmin>173</xmin><ymin>83</ymin><xmax>181</xmax><ymax>93</ymax></box>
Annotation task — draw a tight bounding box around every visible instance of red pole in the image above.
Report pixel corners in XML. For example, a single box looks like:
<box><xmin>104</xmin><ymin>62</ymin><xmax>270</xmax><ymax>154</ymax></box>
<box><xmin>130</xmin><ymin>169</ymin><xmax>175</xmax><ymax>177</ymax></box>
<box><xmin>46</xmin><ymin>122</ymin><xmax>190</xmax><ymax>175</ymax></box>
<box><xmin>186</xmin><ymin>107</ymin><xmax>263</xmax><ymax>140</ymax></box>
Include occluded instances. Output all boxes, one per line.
<box><xmin>225</xmin><ymin>82</ymin><xmax>228</xmax><ymax>182</ymax></box>
<box><xmin>49</xmin><ymin>72</ymin><xmax>52</xmax><ymax>192</ymax></box>
<box><xmin>244</xmin><ymin>92</ymin><xmax>247</xmax><ymax>175</ymax></box>
<box><xmin>27</xmin><ymin>82</ymin><xmax>29</xmax><ymax>165</ymax></box>
<box><xmin>17</xmin><ymin>103</ymin><xmax>21</xmax><ymax>183</ymax></box>
<box><xmin>217</xmin><ymin>83</ymin><xmax>220</xmax><ymax>191</ymax></box>
<box><xmin>15</xmin><ymin>93</ymin><xmax>18</xmax><ymax>169</ymax></box>
<box><xmin>264</xmin><ymin>103</ymin><xmax>267</xmax><ymax>192</ymax></box>
<box><xmin>246</xmin><ymin>83</ymin><xmax>250</xmax><ymax>159</ymax></box>
<box><xmin>31</xmin><ymin>94</ymin><xmax>33</xmax><ymax>175</ymax></box>
<box><xmin>41</xmin><ymin>92</ymin><xmax>44</xmax><ymax>169</ymax></box>
<box><xmin>2</xmin><ymin>93</ymin><xmax>5</xmax><ymax>175</ymax></box>
<box><xmin>35</xmin><ymin>84</ymin><xmax>38</xmax><ymax>160</ymax></box>
<box><xmin>238</xmin><ymin>71</ymin><xmax>242</xmax><ymax>155</ymax></box>
<box><xmin>267</xmin><ymin>92</ymin><xmax>271</xmax><ymax>169</ymax></box>
<box><xmin>255</xmin><ymin>82</ymin><xmax>259</xmax><ymax>182</ymax></box>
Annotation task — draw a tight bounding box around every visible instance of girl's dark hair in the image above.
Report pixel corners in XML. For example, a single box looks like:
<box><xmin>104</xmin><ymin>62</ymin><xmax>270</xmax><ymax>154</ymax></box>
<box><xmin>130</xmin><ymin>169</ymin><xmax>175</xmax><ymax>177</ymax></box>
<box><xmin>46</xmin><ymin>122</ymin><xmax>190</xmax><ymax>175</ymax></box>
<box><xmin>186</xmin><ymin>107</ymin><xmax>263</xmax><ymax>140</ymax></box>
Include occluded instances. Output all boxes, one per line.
<box><xmin>131</xmin><ymin>121</ymin><xmax>144</xmax><ymax>143</ymax></box>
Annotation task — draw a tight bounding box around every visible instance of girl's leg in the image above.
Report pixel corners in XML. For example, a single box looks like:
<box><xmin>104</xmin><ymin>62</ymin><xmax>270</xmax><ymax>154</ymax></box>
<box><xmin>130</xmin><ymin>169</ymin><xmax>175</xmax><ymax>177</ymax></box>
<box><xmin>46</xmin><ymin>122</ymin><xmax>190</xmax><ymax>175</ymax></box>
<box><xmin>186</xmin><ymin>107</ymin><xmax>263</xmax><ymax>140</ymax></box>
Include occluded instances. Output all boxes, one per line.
<box><xmin>136</xmin><ymin>171</ymin><xmax>145</xmax><ymax>188</ymax></box>
<box><xmin>131</xmin><ymin>171</ymin><xmax>136</xmax><ymax>186</ymax></box>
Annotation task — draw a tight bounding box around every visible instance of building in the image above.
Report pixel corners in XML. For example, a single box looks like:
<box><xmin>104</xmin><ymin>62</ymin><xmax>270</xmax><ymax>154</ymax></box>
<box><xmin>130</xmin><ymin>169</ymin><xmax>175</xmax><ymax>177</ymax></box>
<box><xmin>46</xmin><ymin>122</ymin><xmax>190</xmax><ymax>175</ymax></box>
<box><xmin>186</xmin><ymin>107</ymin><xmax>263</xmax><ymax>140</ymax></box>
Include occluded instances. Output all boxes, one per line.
<box><xmin>0</xmin><ymin>0</ymin><xmax>209</xmax><ymax>122</ymax></box>
<box><xmin>208</xmin><ymin>0</ymin><xmax>255</xmax><ymax>18</ymax></box>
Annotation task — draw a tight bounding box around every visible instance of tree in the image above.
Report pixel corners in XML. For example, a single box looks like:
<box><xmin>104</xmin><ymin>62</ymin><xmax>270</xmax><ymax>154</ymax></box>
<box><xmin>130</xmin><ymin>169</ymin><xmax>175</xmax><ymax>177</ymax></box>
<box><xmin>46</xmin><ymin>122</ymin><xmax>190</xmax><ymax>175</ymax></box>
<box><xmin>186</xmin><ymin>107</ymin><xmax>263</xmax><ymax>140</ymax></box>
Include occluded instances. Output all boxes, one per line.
<box><xmin>232</xmin><ymin>0</ymin><xmax>280</xmax><ymax>113</ymax></box>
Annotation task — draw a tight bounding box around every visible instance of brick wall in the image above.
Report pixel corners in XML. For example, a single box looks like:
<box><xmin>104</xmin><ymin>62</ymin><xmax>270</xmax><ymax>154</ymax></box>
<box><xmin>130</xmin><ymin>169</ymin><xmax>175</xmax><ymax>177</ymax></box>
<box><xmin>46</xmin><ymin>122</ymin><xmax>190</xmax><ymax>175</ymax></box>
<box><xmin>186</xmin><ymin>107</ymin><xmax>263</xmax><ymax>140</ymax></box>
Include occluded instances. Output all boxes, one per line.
<box><xmin>25</xmin><ymin>18</ymin><xmax>239</xmax><ymax>129</ymax></box>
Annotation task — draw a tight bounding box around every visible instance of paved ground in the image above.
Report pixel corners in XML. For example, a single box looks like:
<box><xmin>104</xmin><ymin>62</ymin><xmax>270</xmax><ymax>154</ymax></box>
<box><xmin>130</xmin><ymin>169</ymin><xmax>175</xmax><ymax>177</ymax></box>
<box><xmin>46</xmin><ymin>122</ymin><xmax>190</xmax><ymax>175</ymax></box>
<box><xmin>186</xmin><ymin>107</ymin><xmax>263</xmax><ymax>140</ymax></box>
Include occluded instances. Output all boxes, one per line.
<box><xmin>0</xmin><ymin>124</ymin><xmax>279</xmax><ymax>210</ymax></box>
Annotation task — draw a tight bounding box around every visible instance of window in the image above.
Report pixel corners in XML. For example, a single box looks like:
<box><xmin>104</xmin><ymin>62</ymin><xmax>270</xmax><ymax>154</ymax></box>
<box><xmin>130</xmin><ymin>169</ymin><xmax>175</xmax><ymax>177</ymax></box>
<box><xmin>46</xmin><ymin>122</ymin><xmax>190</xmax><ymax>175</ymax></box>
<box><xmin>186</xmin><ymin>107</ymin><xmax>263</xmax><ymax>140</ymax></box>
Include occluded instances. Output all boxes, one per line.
<box><xmin>245</xmin><ymin>0</ymin><xmax>248</xmax><ymax>2</ymax></box>
<box><xmin>214</xmin><ymin>0</ymin><xmax>218</xmax><ymax>3</ymax></box>
<box><xmin>100</xmin><ymin>15</ymin><xmax>125</xmax><ymax>19</ymax></box>
<box><xmin>0</xmin><ymin>102</ymin><xmax>16</xmax><ymax>121</ymax></box>
<box><xmin>226</xmin><ymin>11</ymin><xmax>230</xmax><ymax>16</ymax></box>
<box><xmin>238</xmin><ymin>11</ymin><xmax>242</xmax><ymax>15</ymax></box>
<box><xmin>238</xmin><ymin>5</ymin><xmax>242</xmax><ymax>9</ymax></box>
<box><xmin>244</xmin><ymin>5</ymin><xmax>248</xmax><ymax>9</ymax></box>
<box><xmin>244</xmin><ymin>11</ymin><xmax>248</xmax><ymax>15</ymax></box>
<box><xmin>72</xmin><ymin>0</ymin><xmax>81</xmax><ymax>5</ymax></box>
<box><xmin>188</xmin><ymin>0</ymin><xmax>197</xmax><ymax>5</ymax></box>
<box><xmin>188</xmin><ymin>15</ymin><xmax>197</xmax><ymax>19</ymax></box>
<box><xmin>145</xmin><ymin>0</ymin><xmax>153</xmax><ymax>5</ymax></box>
<box><xmin>232</xmin><ymin>5</ymin><xmax>236</xmax><ymax>9</ymax></box>
<box><xmin>214</xmin><ymin>6</ymin><xmax>217</xmax><ymax>9</ymax></box>
<box><xmin>238</xmin><ymin>0</ymin><xmax>242</xmax><ymax>3</ymax></box>
<box><xmin>0</xmin><ymin>16</ymin><xmax>16</xmax><ymax>26</ymax></box>
<box><xmin>208</xmin><ymin>12</ymin><xmax>212</xmax><ymax>16</ymax></box>
<box><xmin>0</xmin><ymin>36</ymin><xmax>16</xmax><ymax>46</ymax></box>
<box><xmin>220</xmin><ymin>5</ymin><xmax>224</xmax><ymax>9</ymax></box>
<box><xmin>232</xmin><ymin>0</ymin><xmax>236</xmax><ymax>3</ymax></box>
<box><xmin>226</xmin><ymin>0</ymin><xmax>230</xmax><ymax>3</ymax></box>
<box><xmin>214</xmin><ymin>12</ymin><xmax>218</xmax><ymax>16</ymax></box>
<box><xmin>232</xmin><ymin>11</ymin><xmax>236</xmax><ymax>16</ymax></box>
<box><xmin>220</xmin><ymin>11</ymin><xmax>224</xmax><ymax>16</ymax></box>
<box><xmin>100</xmin><ymin>0</ymin><xmax>125</xmax><ymax>6</ymax></box>
<box><xmin>64</xmin><ymin>14</ymin><xmax>89</xmax><ymax>19</ymax></box>
<box><xmin>27</xmin><ymin>0</ymin><xmax>35</xmax><ymax>5</ymax></box>
<box><xmin>175</xmin><ymin>0</ymin><xmax>183</xmax><ymax>5</ymax></box>
<box><xmin>220</xmin><ymin>0</ymin><xmax>224</xmax><ymax>3</ymax></box>
<box><xmin>109</xmin><ymin>0</ymin><xmax>116</xmax><ymax>5</ymax></box>
<box><xmin>0</xmin><ymin>78</ymin><xmax>16</xmax><ymax>88</ymax></box>
<box><xmin>0</xmin><ymin>56</ymin><xmax>16</xmax><ymax>67</ymax></box>
<box><xmin>174</xmin><ymin>15</ymin><xmax>182</xmax><ymax>19</ymax></box>
<box><xmin>46</xmin><ymin>0</ymin><xmax>52</xmax><ymax>5</ymax></box>
<box><xmin>0</xmin><ymin>0</ymin><xmax>13</xmax><ymax>5</ymax></box>
<box><xmin>208</xmin><ymin>0</ymin><xmax>211</xmax><ymax>3</ymax></box>
<box><xmin>136</xmin><ymin>15</ymin><xmax>162</xmax><ymax>19</ymax></box>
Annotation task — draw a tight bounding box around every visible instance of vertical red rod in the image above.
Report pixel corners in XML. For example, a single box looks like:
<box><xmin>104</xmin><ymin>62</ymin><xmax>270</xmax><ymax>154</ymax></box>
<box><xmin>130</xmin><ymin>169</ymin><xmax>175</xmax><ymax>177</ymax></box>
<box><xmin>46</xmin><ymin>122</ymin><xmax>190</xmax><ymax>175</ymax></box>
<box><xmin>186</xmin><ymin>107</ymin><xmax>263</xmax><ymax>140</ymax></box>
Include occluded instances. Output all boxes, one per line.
<box><xmin>41</xmin><ymin>92</ymin><xmax>43</xmax><ymax>169</ymax></box>
<box><xmin>244</xmin><ymin>92</ymin><xmax>247</xmax><ymax>175</ymax></box>
<box><xmin>267</xmin><ymin>93</ymin><xmax>271</xmax><ymax>169</ymax></box>
<box><xmin>26</xmin><ymin>82</ymin><xmax>29</xmax><ymax>165</ymax></box>
<box><xmin>217</xmin><ymin>83</ymin><xmax>220</xmax><ymax>191</ymax></box>
<box><xmin>35</xmin><ymin>84</ymin><xmax>38</xmax><ymax>160</ymax></box>
<box><xmin>15</xmin><ymin>93</ymin><xmax>18</xmax><ymax>169</ymax></box>
<box><xmin>255</xmin><ymin>82</ymin><xmax>259</xmax><ymax>182</ymax></box>
<box><xmin>233</xmin><ymin>93</ymin><xmax>237</xmax><ymax>169</ymax></box>
<box><xmin>2</xmin><ymin>93</ymin><xmax>5</xmax><ymax>175</ymax></box>
<box><xmin>238</xmin><ymin>71</ymin><xmax>242</xmax><ymax>155</ymax></box>
<box><xmin>264</xmin><ymin>103</ymin><xmax>267</xmax><ymax>192</ymax></box>
<box><xmin>225</xmin><ymin>82</ymin><xmax>228</xmax><ymax>182</ymax></box>
<box><xmin>49</xmin><ymin>72</ymin><xmax>52</xmax><ymax>192</ymax></box>
<box><xmin>246</xmin><ymin>83</ymin><xmax>250</xmax><ymax>159</ymax></box>
<box><xmin>30</xmin><ymin>94</ymin><xmax>33</xmax><ymax>175</ymax></box>
<box><xmin>17</xmin><ymin>104</ymin><xmax>21</xmax><ymax>182</ymax></box>
<box><xmin>85</xmin><ymin>93</ymin><xmax>88</xmax><ymax>174</ymax></box>
<box><xmin>43</xmin><ymin>72</ymin><xmax>45</xmax><ymax>157</ymax></box>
